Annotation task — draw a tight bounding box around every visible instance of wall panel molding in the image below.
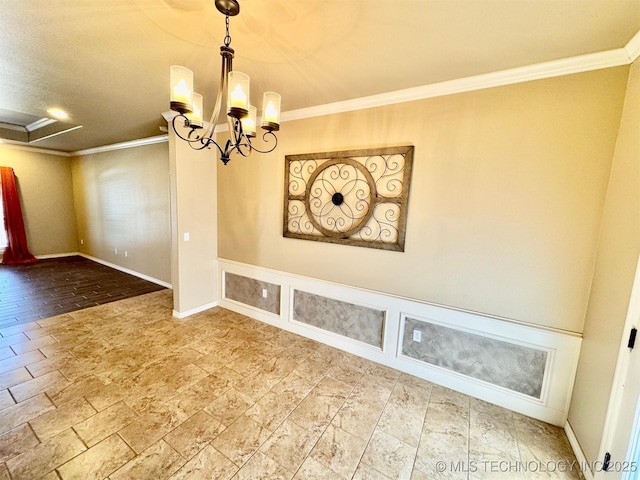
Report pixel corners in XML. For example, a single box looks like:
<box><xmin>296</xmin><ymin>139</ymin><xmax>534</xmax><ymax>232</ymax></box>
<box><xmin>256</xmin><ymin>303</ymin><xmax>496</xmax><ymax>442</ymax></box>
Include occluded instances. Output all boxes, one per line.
<box><xmin>224</xmin><ymin>272</ymin><xmax>281</xmax><ymax>315</ymax></box>
<box><xmin>400</xmin><ymin>315</ymin><xmax>548</xmax><ymax>399</ymax></box>
<box><xmin>218</xmin><ymin>258</ymin><xmax>581</xmax><ymax>426</ymax></box>
<box><xmin>292</xmin><ymin>289</ymin><xmax>386</xmax><ymax>348</ymax></box>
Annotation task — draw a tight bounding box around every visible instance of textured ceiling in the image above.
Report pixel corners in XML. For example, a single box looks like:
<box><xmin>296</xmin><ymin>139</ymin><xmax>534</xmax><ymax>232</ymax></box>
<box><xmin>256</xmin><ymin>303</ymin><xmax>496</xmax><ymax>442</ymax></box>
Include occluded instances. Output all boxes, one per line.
<box><xmin>1</xmin><ymin>0</ymin><xmax>639</xmax><ymax>152</ymax></box>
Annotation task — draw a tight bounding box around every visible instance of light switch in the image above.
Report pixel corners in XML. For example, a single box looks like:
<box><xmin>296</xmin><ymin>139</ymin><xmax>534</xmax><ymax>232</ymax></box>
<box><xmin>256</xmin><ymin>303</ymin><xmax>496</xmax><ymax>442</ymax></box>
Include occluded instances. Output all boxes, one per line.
<box><xmin>183</xmin><ymin>232</ymin><xmax>190</xmax><ymax>241</ymax></box>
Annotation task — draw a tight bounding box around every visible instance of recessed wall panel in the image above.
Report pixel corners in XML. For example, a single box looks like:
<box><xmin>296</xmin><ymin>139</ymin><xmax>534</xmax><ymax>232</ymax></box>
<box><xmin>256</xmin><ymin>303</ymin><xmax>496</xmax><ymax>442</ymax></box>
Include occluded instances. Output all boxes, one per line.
<box><xmin>224</xmin><ymin>272</ymin><xmax>280</xmax><ymax>315</ymax></box>
<box><xmin>292</xmin><ymin>290</ymin><xmax>385</xmax><ymax>347</ymax></box>
<box><xmin>402</xmin><ymin>317</ymin><xmax>547</xmax><ymax>398</ymax></box>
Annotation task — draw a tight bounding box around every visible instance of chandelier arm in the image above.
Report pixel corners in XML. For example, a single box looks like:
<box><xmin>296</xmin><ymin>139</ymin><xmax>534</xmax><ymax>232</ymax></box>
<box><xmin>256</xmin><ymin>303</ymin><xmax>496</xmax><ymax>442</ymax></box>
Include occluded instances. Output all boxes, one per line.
<box><xmin>170</xmin><ymin>114</ymin><xmax>227</xmax><ymax>154</ymax></box>
<box><xmin>234</xmin><ymin>138</ymin><xmax>253</xmax><ymax>157</ymax></box>
<box><xmin>202</xmin><ymin>47</ymin><xmax>231</xmax><ymax>141</ymax></box>
<box><xmin>223</xmin><ymin>137</ymin><xmax>253</xmax><ymax>159</ymax></box>
<box><xmin>228</xmin><ymin>116</ymin><xmax>239</xmax><ymax>145</ymax></box>
<box><xmin>201</xmin><ymin>137</ymin><xmax>226</xmax><ymax>157</ymax></box>
<box><xmin>171</xmin><ymin>114</ymin><xmax>203</xmax><ymax>144</ymax></box>
<box><xmin>220</xmin><ymin>138</ymin><xmax>237</xmax><ymax>165</ymax></box>
<box><xmin>243</xmin><ymin>130</ymin><xmax>278</xmax><ymax>154</ymax></box>
<box><xmin>225</xmin><ymin>118</ymin><xmax>252</xmax><ymax>157</ymax></box>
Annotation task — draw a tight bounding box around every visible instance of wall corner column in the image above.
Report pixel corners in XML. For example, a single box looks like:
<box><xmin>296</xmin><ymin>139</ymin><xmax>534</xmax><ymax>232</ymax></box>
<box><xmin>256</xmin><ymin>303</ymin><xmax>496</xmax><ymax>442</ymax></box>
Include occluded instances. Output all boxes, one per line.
<box><xmin>168</xmin><ymin>124</ymin><xmax>219</xmax><ymax>317</ymax></box>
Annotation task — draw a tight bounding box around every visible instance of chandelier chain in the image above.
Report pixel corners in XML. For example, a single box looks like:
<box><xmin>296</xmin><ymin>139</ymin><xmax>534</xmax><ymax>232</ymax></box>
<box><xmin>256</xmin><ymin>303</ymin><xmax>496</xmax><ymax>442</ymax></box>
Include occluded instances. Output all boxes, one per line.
<box><xmin>224</xmin><ymin>14</ymin><xmax>231</xmax><ymax>47</ymax></box>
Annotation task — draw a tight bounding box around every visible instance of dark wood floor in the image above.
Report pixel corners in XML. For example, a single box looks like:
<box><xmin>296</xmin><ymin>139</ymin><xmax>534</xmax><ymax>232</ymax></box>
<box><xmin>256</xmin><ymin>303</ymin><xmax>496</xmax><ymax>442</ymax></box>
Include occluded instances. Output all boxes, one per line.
<box><xmin>0</xmin><ymin>255</ymin><xmax>166</xmax><ymax>328</ymax></box>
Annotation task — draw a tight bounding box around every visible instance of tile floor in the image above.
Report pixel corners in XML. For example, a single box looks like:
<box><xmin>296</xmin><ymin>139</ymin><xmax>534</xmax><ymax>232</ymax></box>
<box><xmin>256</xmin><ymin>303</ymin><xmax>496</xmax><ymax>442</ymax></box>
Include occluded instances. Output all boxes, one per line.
<box><xmin>0</xmin><ymin>290</ymin><xmax>582</xmax><ymax>480</ymax></box>
<box><xmin>0</xmin><ymin>256</ymin><xmax>165</xmax><ymax>329</ymax></box>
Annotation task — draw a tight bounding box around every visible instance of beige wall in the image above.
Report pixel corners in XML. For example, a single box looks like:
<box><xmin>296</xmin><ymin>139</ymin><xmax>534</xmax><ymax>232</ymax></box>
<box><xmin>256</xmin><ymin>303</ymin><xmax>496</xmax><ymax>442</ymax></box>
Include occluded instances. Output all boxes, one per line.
<box><xmin>168</xmin><ymin>127</ymin><xmax>218</xmax><ymax>314</ymax></box>
<box><xmin>0</xmin><ymin>145</ymin><xmax>78</xmax><ymax>256</ymax></box>
<box><xmin>568</xmin><ymin>59</ymin><xmax>640</xmax><ymax>465</ymax></box>
<box><xmin>71</xmin><ymin>142</ymin><xmax>171</xmax><ymax>284</ymax></box>
<box><xmin>218</xmin><ymin>67</ymin><xmax>628</xmax><ymax>333</ymax></box>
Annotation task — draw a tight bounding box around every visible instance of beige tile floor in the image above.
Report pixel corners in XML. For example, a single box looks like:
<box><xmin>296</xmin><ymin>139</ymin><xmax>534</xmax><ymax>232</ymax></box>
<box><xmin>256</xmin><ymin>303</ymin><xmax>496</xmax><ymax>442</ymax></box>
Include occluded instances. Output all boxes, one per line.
<box><xmin>0</xmin><ymin>290</ymin><xmax>583</xmax><ymax>480</ymax></box>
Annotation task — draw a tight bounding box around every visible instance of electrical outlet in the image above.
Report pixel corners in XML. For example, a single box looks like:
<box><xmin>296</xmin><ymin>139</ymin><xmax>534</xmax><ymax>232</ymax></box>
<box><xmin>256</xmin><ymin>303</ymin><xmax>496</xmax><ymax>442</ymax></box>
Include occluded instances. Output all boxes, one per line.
<box><xmin>124</xmin><ymin>251</ymin><xmax>128</xmax><ymax>257</ymax></box>
<box><xmin>80</xmin><ymin>239</ymin><xmax>84</xmax><ymax>245</ymax></box>
<box><xmin>262</xmin><ymin>288</ymin><xmax>268</xmax><ymax>298</ymax></box>
<box><xmin>412</xmin><ymin>329</ymin><xmax>422</xmax><ymax>342</ymax></box>
<box><xmin>114</xmin><ymin>248</ymin><xmax>118</xmax><ymax>255</ymax></box>
<box><xmin>183</xmin><ymin>232</ymin><xmax>190</xmax><ymax>241</ymax></box>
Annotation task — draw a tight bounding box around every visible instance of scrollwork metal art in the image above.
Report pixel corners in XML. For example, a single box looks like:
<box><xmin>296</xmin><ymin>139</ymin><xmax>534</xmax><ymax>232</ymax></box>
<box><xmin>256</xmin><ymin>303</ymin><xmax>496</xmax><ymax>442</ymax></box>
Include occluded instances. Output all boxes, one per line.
<box><xmin>171</xmin><ymin>113</ymin><xmax>278</xmax><ymax>165</ymax></box>
<box><xmin>284</xmin><ymin>146</ymin><xmax>414</xmax><ymax>251</ymax></box>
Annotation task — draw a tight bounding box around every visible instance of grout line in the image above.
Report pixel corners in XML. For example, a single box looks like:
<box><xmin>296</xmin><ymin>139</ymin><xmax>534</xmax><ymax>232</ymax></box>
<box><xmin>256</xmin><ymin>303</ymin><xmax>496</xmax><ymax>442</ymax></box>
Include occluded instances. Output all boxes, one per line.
<box><xmin>349</xmin><ymin>371</ymin><xmax>401</xmax><ymax>479</ymax></box>
<box><xmin>408</xmin><ymin>384</ymin><xmax>434</xmax><ymax>478</ymax></box>
<box><xmin>230</xmin><ymin>362</ymin><xmax>330</xmax><ymax>476</ymax></box>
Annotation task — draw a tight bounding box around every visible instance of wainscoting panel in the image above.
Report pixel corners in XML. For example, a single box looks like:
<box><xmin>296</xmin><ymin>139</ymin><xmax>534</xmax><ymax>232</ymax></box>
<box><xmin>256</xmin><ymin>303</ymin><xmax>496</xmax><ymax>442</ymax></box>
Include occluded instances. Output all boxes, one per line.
<box><xmin>292</xmin><ymin>290</ymin><xmax>385</xmax><ymax>347</ymax></box>
<box><xmin>217</xmin><ymin>258</ymin><xmax>582</xmax><ymax>426</ymax></box>
<box><xmin>401</xmin><ymin>316</ymin><xmax>548</xmax><ymax>398</ymax></box>
<box><xmin>223</xmin><ymin>272</ymin><xmax>281</xmax><ymax>316</ymax></box>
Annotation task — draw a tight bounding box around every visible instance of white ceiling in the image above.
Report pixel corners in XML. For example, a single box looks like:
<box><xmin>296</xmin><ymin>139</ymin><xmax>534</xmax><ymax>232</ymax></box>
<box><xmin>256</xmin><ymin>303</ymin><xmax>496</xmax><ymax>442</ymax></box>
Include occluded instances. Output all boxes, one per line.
<box><xmin>1</xmin><ymin>0</ymin><xmax>639</xmax><ymax>153</ymax></box>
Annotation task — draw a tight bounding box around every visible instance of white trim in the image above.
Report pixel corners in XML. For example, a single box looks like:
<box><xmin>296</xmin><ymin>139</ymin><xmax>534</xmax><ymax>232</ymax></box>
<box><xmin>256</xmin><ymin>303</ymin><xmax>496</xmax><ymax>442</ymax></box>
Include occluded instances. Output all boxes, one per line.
<box><xmin>70</xmin><ymin>135</ymin><xmax>169</xmax><ymax>157</ymax></box>
<box><xmin>29</xmin><ymin>125</ymin><xmax>83</xmax><ymax>143</ymax></box>
<box><xmin>626</xmin><ymin>30</ymin><xmax>640</xmax><ymax>63</ymax></box>
<box><xmin>35</xmin><ymin>252</ymin><xmax>80</xmax><ymax>259</ymax></box>
<box><xmin>2</xmin><ymin>37</ymin><xmax>637</xmax><ymax>156</ymax></box>
<box><xmin>0</xmin><ymin>141</ymin><xmax>71</xmax><ymax>157</ymax></box>
<box><xmin>218</xmin><ymin>258</ymin><xmax>582</xmax><ymax>426</ymax></box>
<box><xmin>217</xmin><ymin>258</ymin><xmax>580</xmax><ymax>337</ymax></box>
<box><xmin>161</xmin><ymin>110</ymin><xmax>177</xmax><ymax>123</ymax></box>
<box><xmin>25</xmin><ymin>118</ymin><xmax>57</xmax><ymax>132</ymax></box>
<box><xmin>78</xmin><ymin>253</ymin><xmax>172</xmax><ymax>289</ymax></box>
<box><xmin>280</xmin><ymin>48</ymin><xmax>631</xmax><ymax>124</ymax></box>
<box><xmin>565</xmin><ymin>421</ymin><xmax>595</xmax><ymax>480</ymax></box>
<box><xmin>397</xmin><ymin>311</ymin><xmax>552</xmax><ymax>405</ymax></box>
<box><xmin>173</xmin><ymin>301</ymin><xmax>217</xmax><ymax>319</ymax></box>
<box><xmin>596</xmin><ymin>254</ymin><xmax>640</xmax><ymax>477</ymax></box>
<box><xmin>623</xmin><ymin>402</ymin><xmax>640</xmax><ymax>480</ymax></box>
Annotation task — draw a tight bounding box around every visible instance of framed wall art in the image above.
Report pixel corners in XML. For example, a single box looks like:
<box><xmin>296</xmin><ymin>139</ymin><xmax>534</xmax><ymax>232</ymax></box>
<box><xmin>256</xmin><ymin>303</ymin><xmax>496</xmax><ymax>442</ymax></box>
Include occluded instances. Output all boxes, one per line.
<box><xmin>283</xmin><ymin>145</ymin><xmax>414</xmax><ymax>251</ymax></box>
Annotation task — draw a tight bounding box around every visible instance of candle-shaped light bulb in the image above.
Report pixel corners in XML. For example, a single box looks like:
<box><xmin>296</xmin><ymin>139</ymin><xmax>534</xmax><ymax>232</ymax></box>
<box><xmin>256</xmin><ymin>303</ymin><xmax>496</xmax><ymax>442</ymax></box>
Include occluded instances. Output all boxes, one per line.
<box><xmin>230</xmin><ymin>84</ymin><xmax>247</xmax><ymax>108</ymax></box>
<box><xmin>173</xmin><ymin>79</ymin><xmax>190</xmax><ymax>103</ymax></box>
<box><xmin>264</xmin><ymin>102</ymin><xmax>278</xmax><ymax>123</ymax></box>
<box><xmin>187</xmin><ymin>93</ymin><xmax>203</xmax><ymax>128</ymax></box>
<box><xmin>261</xmin><ymin>92</ymin><xmax>281</xmax><ymax>131</ymax></box>
<box><xmin>241</xmin><ymin>105</ymin><xmax>257</xmax><ymax>137</ymax></box>
<box><xmin>170</xmin><ymin>66</ymin><xmax>193</xmax><ymax>114</ymax></box>
<box><xmin>227</xmin><ymin>71</ymin><xmax>250</xmax><ymax>119</ymax></box>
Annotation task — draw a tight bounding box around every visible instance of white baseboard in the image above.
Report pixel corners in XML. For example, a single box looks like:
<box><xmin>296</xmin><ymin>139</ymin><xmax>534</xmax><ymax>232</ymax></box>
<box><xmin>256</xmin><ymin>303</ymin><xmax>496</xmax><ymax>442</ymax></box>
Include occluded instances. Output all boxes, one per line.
<box><xmin>33</xmin><ymin>252</ymin><xmax>172</xmax><ymax>290</ymax></box>
<box><xmin>218</xmin><ymin>258</ymin><xmax>582</xmax><ymax>426</ymax></box>
<box><xmin>173</xmin><ymin>301</ymin><xmax>218</xmax><ymax>319</ymax></box>
<box><xmin>35</xmin><ymin>251</ymin><xmax>80</xmax><ymax>259</ymax></box>
<box><xmin>77</xmin><ymin>253</ymin><xmax>172</xmax><ymax>289</ymax></box>
<box><xmin>565</xmin><ymin>421</ymin><xmax>594</xmax><ymax>480</ymax></box>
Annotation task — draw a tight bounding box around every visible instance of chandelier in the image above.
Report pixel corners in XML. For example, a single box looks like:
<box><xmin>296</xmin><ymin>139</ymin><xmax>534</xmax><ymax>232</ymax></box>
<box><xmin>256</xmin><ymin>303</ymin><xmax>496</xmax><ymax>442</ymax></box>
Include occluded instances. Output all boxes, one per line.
<box><xmin>168</xmin><ymin>0</ymin><xmax>281</xmax><ymax>165</ymax></box>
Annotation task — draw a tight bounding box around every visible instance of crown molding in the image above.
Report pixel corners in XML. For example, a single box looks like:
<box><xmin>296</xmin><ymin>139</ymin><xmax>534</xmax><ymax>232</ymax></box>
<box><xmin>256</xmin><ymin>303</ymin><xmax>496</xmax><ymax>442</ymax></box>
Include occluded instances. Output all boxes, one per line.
<box><xmin>282</xmin><ymin>46</ymin><xmax>633</xmax><ymax>123</ymax></box>
<box><xmin>6</xmin><ymin>33</ymin><xmax>638</xmax><ymax>157</ymax></box>
<box><xmin>70</xmin><ymin>135</ymin><xmax>168</xmax><ymax>157</ymax></box>
<box><xmin>0</xmin><ymin>140</ymin><xmax>71</xmax><ymax>157</ymax></box>
<box><xmin>626</xmin><ymin>30</ymin><xmax>640</xmax><ymax>62</ymax></box>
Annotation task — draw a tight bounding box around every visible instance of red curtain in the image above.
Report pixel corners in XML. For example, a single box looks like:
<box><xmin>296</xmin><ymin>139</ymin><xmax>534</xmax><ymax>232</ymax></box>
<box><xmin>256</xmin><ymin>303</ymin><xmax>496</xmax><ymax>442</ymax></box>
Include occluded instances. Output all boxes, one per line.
<box><xmin>1</xmin><ymin>167</ymin><xmax>37</xmax><ymax>265</ymax></box>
